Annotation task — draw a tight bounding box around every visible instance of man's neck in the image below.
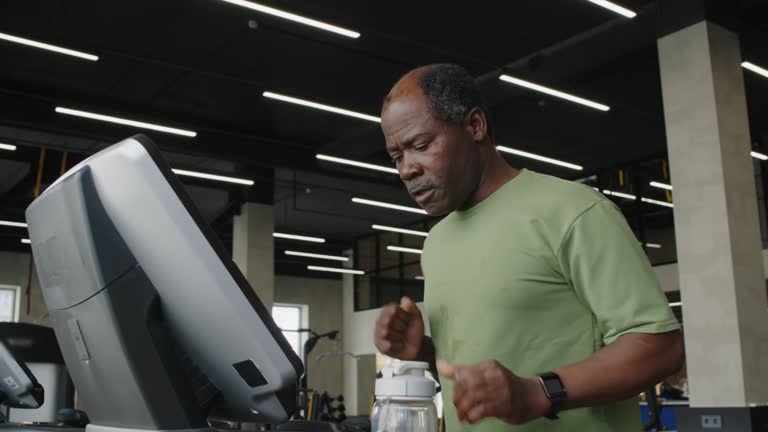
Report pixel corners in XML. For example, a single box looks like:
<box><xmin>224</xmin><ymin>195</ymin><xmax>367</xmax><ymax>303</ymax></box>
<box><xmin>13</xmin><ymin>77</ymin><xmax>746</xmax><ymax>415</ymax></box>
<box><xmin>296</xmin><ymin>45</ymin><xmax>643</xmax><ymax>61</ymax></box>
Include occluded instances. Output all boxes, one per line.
<box><xmin>460</xmin><ymin>151</ymin><xmax>520</xmax><ymax>210</ymax></box>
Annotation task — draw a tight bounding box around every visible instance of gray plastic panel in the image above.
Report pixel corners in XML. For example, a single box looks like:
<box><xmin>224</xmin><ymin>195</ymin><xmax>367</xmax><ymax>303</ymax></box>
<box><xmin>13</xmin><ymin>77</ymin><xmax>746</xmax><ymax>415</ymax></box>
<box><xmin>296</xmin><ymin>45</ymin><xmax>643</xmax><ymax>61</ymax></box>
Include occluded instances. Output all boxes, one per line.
<box><xmin>8</xmin><ymin>363</ymin><xmax>72</xmax><ymax>423</ymax></box>
<box><xmin>48</xmin><ymin>265</ymin><xmax>204</xmax><ymax>429</ymax></box>
<box><xmin>0</xmin><ymin>342</ymin><xmax>41</xmax><ymax>409</ymax></box>
<box><xmin>26</xmin><ymin>167</ymin><xmax>136</xmax><ymax>310</ymax></box>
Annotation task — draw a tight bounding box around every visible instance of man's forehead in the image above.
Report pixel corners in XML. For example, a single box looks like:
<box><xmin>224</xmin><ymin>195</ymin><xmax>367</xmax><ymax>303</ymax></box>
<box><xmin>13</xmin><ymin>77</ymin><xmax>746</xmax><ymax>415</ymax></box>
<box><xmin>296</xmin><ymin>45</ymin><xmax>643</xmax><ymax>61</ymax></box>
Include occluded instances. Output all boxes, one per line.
<box><xmin>383</xmin><ymin>95</ymin><xmax>428</xmax><ymax>122</ymax></box>
<box><xmin>382</xmin><ymin>96</ymin><xmax>432</xmax><ymax>145</ymax></box>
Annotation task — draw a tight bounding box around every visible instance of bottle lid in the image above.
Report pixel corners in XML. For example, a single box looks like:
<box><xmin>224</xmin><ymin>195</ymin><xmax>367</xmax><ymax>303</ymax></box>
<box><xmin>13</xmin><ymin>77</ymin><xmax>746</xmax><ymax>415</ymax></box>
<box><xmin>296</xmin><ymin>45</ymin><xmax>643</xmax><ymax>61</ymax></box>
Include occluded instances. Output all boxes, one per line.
<box><xmin>375</xmin><ymin>361</ymin><xmax>436</xmax><ymax>399</ymax></box>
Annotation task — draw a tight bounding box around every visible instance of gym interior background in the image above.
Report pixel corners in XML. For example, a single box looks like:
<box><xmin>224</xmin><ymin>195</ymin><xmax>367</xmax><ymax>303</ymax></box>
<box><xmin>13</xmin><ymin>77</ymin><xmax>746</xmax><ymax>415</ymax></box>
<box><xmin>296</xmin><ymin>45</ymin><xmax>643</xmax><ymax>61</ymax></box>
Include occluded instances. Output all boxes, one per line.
<box><xmin>1</xmin><ymin>0</ymin><xmax>767</xmax><ymax>429</ymax></box>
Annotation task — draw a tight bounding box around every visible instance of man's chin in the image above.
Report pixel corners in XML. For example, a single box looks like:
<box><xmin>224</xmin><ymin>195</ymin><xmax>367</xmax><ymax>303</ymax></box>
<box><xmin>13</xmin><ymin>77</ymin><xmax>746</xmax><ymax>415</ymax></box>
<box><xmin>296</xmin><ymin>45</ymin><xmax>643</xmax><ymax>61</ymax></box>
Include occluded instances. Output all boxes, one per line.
<box><xmin>422</xmin><ymin>202</ymin><xmax>451</xmax><ymax>217</ymax></box>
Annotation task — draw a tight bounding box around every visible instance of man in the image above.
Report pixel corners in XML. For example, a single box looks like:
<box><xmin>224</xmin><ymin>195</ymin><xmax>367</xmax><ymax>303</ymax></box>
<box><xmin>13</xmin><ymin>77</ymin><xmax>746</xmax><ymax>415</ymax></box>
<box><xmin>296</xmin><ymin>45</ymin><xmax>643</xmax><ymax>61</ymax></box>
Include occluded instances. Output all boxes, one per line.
<box><xmin>373</xmin><ymin>64</ymin><xmax>683</xmax><ymax>431</ymax></box>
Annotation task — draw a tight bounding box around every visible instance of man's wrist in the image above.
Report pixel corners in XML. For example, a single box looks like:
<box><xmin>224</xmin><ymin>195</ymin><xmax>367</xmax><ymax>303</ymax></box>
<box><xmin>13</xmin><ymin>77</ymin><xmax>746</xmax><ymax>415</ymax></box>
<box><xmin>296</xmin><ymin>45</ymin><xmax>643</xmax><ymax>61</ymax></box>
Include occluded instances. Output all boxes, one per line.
<box><xmin>525</xmin><ymin>376</ymin><xmax>553</xmax><ymax>421</ymax></box>
<box><xmin>417</xmin><ymin>336</ymin><xmax>434</xmax><ymax>361</ymax></box>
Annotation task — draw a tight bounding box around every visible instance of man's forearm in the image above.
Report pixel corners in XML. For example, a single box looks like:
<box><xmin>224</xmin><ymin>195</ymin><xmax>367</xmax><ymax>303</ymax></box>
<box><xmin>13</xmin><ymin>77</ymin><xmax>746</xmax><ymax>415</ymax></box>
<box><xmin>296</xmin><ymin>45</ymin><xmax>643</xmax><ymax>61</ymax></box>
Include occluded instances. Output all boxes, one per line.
<box><xmin>551</xmin><ymin>330</ymin><xmax>684</xmax><ymax>409</ymax></box>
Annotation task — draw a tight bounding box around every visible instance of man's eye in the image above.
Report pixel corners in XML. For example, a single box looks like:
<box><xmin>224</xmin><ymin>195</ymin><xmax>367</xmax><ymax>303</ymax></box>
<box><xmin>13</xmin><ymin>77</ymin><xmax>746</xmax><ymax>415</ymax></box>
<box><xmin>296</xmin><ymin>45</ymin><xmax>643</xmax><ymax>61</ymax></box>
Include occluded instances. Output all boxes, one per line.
<box><xmin>415</xmin><ymin>141</ymin><xmax>431</xmax><ymax>151</ymax></box>
<box><xmin>391</xmin><ymin>155</ymin><xmax>402</xmax><ymax>164</ymax></box>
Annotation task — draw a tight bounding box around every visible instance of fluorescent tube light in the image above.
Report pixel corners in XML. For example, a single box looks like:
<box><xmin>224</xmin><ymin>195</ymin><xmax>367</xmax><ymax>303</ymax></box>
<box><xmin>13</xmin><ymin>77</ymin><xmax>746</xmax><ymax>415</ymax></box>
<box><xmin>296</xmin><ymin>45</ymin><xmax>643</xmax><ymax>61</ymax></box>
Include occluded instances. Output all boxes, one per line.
<box><xmin>586</xmin><ymin>0</ymin><xmax>637</xmax><ymax>18</ymax></box>
<box><xmin>264</xmin><ymin>92</ymin><xmax>380</xmax><ymax>123</ymax></box>
<box><xmin>650</xmin><ymin>182</ymin><xmax>673</xmax><ymax>191</ymax></box>
<box><xmin>307</xmin><ymin>266</ymin><xmax>364</xmax><ymax>275</ymax></box>
<box><xmin>0</xmin><ymin>31</ymin><xmax>99</xmax><ymax>61</ymax></box>
<box><xmin>0</xmin><ymin>143</ymin><xmax>16</xmax><ymax>151</ymax></box>
<box><xmin>752</xmin><ymin>151</ymin><xmax>768</xmax><ymax>161</ymax></box>
<box><xmin>669</xmin><ymin>301</ymin><xmax>682</xmax><ymax>307</ymax></box>
<box><xmin>285</xmin><ymin>251</ymin><xmax>349</xmax><ymax>262</ymax></box>
<box><xmin>372</xmin><ymin>224</ymin><xmax>428</xmax><ymax>237</ymax></box>
<box><xmin>497</xmin><ymin>146</ymin><xmax>583</xmax><ymax>170</ymax></box>
<box><xmin>641</xmin><ymin>198</ymin><xmax>674</xmax><ymax>208</ymax></box>
<box><xmin>172</xmin><ymin>169</ymin><xmax>254</xmax><ymax>186</ymax></box>
<box><xmin>21</xmin><ymin>239</ymin><xmax>31</xmax><ymax>244</ymax></box>
<box><xmin>603</xmin><ymin>190</ymin><xmax>637</xmax><ymax>200</ymax></box>
<box><xmin>55</xmin><ymin>107</ymin><xmax>197</xmax><ymax>137</ymax></box>
<box><xmin>0</xmin><ymin>221</ymin><xmax>27</xmax><ymax>228</ymax></box>
<box><xmin>273</xmin><ymin>233</ymin><xmax>326</xmax><ymax>243</ymax></box>
<box><xmin>352</xmin><ymin>198</ymin><xmax>428</xmax><ymax>215</ymax></box>
<box><xmin>645</xmin><ymin>243</ymin><xmax>662</xmax><ymax>249</ymax></box>
<box><xmin>217</xmin><ymin>0</ymin><xmax>360</xmax><ymax>38</ymax></box>
<box><xmin>317</xmin><ymin>154</ymin><xmax>397</xmax><ymax>174</ymax></box>
<box><xmin>387</xmin><ymin>245</ymin><xmax>423</xmax><ymax>255</ymax></box>
<box><xmin>499</xmin><ymin>75</ymin><xmax>610</xmax><ymax>111</ymax></box>
<box><xmin>743</xmin><ymin>62</ymin><xmax>768</xmax><ymax>79</ymax></box>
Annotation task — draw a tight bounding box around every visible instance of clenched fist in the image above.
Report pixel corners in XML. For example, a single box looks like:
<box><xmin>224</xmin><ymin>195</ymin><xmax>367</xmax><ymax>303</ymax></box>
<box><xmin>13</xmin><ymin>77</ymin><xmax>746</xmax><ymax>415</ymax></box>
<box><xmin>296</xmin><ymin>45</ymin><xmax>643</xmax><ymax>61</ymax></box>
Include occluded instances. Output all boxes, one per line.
<box><xmin>437</xmin><ymin>360</ymin><xmax>551</xmax><ymax>425</ymax></box>
<box><xmin>374</xmin><ymin>297</ymin><xmax>425</xmax><ymax>360</ymax></box>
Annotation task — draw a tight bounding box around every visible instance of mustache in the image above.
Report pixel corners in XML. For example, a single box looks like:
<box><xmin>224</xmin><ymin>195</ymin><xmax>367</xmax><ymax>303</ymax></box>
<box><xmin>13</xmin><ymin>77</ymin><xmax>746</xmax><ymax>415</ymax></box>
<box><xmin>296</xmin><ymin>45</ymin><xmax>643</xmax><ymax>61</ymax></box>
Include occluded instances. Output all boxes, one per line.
<box><xmin>406</xmin><ymin>183</ymin><xmax>436</xmax><ymax>194</ymax></box>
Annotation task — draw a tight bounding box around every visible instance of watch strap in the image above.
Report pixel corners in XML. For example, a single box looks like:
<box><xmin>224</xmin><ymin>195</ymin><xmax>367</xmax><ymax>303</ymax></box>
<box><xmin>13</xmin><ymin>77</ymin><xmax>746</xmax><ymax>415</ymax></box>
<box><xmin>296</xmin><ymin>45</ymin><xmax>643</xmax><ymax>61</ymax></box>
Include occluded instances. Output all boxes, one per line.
<box><xmin>537</xmin><ymin>372</ymin><xmax>567</xmax><ymax>420</ymax></box>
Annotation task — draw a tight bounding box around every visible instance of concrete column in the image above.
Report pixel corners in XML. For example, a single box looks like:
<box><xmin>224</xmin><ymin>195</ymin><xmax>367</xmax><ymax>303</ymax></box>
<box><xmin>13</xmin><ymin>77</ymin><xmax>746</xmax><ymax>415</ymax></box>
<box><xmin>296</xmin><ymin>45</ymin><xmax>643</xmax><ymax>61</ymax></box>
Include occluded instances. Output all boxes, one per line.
<box><xmin>658</xmin><ymin>21</ymin><xmax>768</xmax><ymax>407</ymax></box>
<box><xmin>341</xmin><ymin>250</ymin><xmax>360</xmax><ymax>415</ymax></box>
<box><xmin>232</xmin><ymin>202</ymin><xmax>275</xmax><ymax>311</ymax></box>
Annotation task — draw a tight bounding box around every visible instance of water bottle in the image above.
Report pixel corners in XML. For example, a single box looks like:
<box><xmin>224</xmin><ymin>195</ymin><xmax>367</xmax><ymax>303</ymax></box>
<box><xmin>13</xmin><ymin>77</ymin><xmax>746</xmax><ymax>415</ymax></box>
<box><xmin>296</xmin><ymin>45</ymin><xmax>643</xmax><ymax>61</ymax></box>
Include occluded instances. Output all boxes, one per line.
<box><xmin>371</xmin><ymin>361</ymin><xmax>438</xmax><ymax>432</ymax></box>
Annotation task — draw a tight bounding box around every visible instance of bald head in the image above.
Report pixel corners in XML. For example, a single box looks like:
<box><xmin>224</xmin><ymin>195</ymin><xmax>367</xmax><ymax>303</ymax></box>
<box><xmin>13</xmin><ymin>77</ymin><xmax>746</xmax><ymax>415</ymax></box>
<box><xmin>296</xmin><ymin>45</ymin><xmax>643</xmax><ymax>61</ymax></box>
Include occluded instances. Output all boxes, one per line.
<box><xmin>384</xmin><ymin>65</ymin><xmax>433</xmax><ymax>106</ymax></box>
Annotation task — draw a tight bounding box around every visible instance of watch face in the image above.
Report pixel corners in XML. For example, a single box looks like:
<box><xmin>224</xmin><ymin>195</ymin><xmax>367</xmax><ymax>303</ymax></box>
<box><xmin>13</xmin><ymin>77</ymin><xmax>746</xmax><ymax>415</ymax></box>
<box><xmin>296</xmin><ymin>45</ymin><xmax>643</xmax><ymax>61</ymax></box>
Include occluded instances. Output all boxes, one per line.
<box><xmin>542</xmin><ymin>377</ymin><xmax>565</xmax><ymax>397</ymax></box>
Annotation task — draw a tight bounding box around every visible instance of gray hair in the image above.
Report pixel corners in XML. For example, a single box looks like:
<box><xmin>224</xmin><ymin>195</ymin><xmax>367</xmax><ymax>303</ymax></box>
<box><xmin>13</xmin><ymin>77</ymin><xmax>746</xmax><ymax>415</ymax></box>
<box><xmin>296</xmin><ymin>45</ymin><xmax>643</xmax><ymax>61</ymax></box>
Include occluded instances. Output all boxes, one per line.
<box><xmin>418</xmin><ymin>64</ymin><xmax>494</xmax><ymax>139</ymax></box>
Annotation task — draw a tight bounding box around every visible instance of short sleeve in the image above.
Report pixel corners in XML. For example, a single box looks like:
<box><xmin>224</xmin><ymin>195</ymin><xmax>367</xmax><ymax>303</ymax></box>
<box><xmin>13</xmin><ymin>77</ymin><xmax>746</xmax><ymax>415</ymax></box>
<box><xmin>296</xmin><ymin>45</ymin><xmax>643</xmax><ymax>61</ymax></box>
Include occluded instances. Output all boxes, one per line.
<box><xmin>557</xmin><ymin>200</ymin><xmax>680</xmax><ymax>345</ymax></box>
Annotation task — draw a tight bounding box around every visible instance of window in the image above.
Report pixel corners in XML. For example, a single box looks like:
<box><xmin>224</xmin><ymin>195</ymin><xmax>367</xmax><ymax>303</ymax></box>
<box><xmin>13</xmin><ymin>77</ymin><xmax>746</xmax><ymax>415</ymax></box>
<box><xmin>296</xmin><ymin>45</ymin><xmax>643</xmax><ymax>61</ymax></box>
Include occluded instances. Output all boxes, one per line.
<box><xmin>0</xmin><ymin>285</ymin><xmax>20</xmax><ymax>323</ymax></box>
<box><xmin>354</xmin><ymin>224</ymin><xmax>433</xmax><ymax>311</ymax></box>
<box><xmin>272</xmin><ymin>304</ymin><xmax>308</xmax><ymax>357</ymax></box>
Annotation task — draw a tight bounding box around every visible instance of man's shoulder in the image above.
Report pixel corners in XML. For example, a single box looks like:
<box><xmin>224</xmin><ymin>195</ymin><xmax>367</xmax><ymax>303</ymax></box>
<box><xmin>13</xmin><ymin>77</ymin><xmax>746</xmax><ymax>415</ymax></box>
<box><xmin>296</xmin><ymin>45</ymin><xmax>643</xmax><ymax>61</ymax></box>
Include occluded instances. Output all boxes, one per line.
<box><xmin>520</xmin><ymin>170</ymin><xmax>608</xmax><ymax>219</ymax></box>
<box><xmin>526</xmin><ymin>170</ymin><xmax>603</xmax><ymax>201</ymax></box>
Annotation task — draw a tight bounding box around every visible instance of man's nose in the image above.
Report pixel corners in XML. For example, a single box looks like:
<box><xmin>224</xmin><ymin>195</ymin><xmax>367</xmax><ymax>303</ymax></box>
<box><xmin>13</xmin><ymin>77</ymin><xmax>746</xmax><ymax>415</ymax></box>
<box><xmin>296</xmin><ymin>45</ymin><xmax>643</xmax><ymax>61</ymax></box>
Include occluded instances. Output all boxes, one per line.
<box><xmin>399</xmin><ymin>154</ymin><xmax>423</xmax><ymax>181</ymax></box>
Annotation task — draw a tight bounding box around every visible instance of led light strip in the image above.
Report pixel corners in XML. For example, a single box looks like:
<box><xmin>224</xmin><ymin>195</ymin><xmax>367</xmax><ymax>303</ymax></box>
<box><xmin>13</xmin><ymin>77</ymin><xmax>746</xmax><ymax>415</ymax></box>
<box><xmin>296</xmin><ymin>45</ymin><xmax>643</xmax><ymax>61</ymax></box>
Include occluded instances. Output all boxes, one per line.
<box><xmin>752</xmin><ymin>151</ymin><xmax>768</xmax><ymax>161</ymax></box>
<box><xmin>352</xmin><ymin>198</ymin><xmax>428</xmax><ymax>215</ymax></box>
<box><xmin>264</xmin><ymin>92</ymin><xmax>380</xmax><ymax>123</ymax></box>
<box><xmin>650</xmin><ymin>182</ymin><xmax>673</xmax><ymax>191</ymax></box>
<box><xmin>669</xmin><ymin>301</ymin><xmax>682</xmax><ymax>307</ymax></box>
<box><xmin>0</xmin><ymin>31</ymin><xmax>99</xmax><ymax>61</ymax></box>
<box><xmin>21</xmin><ymin>239</ymin><xmax>31</xmax><ymax>244</ymax></box>
<box><xmin>0</xmin><ymin>143</ymin><xmax>16</xmax><ymax>151</ymax></box>
<box><xmin>586</xmin><ymin>0</ymin><xmax>637</xmax><ymax>18</ymax></box>
<box><xmin>217</xmin><ymin>0</ymin><xmax>360</xmax><ymax>38</ymax></box>
<box><xmin>645</xmin><ymin>243</ymin><xmax>662</xmax><ymax>249</ymax></box>
<box><xmin>372</xmin><ymin>224</ymin><xmax>428</xmax><ymax>237</ymax></box>
<box><xmin>273</xmin><ymin>233</ymin><xmax>326</xmax><ymax>243</ymax></box>
<box><xmin>603</xmin><ymin>190</ymin><xmax>637</xmax><ymax>200</ymax></box>
<box><xmin>56</xmin><ymin>107</ymin><xmax>197</xmax><ymax>137</ymax></box>
<box><xmin>497</xmin><ymin>146</ymin><xmax>583</xmax><ymax>170</ymax></box>
<box><xmin>285</xmin><ymin>251</ymin><xmax>349</xmax><ymax>262</ymax></box>
<box><xmin>172</xmin><ymin>169</ymin><xmax>254</xmax><ymax>186</ymax></box>
<box><xmin>317</xmin><ymin>154</ymin><xmax>397</xmax><ymax>174</ymax></box>
<box><xmin>307</xmin><ymin>266</ymin><xmax>364</xmax><ymax>275</ymax></box>
<box><xmin>641</xmin><ymin>197</ymin><xmax>674</xmax><ymax>208</ymax></box>
<box><xmin>742</xmin><ymin>62</ymin><xmax>768</xmax><ymax>79</ymax></box>
<box><xmin>0</xmin><ymin>221</ymin><xmax>27</xmax><ymax>228</ymax></box>
<box><xmin>387</xmin><ymin>245</ymin><xmax>423</xmax><ymax>255</ymax></box>
<box><xmin>499</xmin><ymin>75</ymin><xmax>610</xmax><ymax>112</ymax></box>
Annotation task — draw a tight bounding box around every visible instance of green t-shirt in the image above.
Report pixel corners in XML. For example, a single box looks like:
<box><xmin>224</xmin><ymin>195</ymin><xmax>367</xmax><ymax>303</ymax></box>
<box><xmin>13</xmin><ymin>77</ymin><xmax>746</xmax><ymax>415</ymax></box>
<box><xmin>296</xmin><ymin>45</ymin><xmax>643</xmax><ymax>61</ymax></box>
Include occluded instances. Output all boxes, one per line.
<box><xmin>422</xmin><ymin>169</ymin><xmax>680</xmax><ymax>432</ymax></box>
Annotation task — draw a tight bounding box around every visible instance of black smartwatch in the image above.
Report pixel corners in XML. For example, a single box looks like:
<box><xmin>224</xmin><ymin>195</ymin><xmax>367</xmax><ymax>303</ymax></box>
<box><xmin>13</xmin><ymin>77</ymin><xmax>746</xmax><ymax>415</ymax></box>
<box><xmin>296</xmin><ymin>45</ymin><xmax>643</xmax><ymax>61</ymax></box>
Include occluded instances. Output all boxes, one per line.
<box><xmin>537</xmin><ymin>372</ymin><xmax>567</xmax><ymax>420</ymax></box>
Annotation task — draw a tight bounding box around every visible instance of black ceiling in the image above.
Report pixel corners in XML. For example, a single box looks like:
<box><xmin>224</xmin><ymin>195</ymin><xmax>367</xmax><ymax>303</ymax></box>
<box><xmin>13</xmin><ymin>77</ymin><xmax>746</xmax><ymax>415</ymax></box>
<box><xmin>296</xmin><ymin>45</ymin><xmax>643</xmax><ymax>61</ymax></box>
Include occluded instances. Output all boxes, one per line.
<box><xmin>1</xmin><ymin>0</ymin><xmax>767</xmax><ymax>274</ymax></box>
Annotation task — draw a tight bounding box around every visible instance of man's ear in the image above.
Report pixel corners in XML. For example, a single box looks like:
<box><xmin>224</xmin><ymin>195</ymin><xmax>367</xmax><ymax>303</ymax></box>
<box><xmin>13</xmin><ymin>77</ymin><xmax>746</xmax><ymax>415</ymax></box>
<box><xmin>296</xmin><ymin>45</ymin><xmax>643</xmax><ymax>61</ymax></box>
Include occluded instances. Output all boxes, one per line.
<box><xmin>466</xmin><ymin>107</ymin><xmax>489</xmax><ymax>143</ymax></box>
